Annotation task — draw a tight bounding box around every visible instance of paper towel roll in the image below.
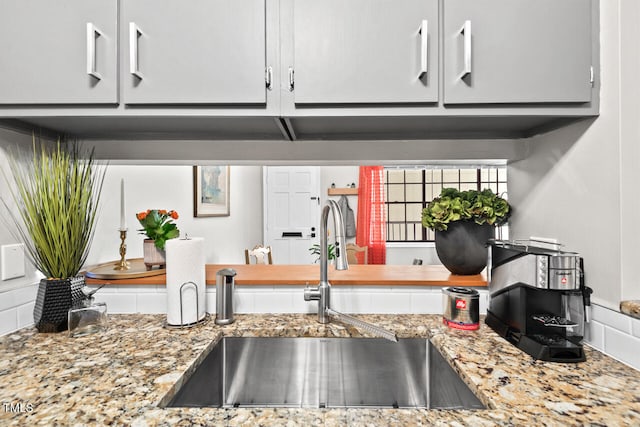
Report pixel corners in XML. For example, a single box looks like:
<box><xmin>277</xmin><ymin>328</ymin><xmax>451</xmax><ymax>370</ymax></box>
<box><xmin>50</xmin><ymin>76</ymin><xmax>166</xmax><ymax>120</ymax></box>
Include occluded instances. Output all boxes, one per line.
<box><xmin>166</xmin><ymin>237</ymin><xmax>206</xmax><ymax>326</ymax></box>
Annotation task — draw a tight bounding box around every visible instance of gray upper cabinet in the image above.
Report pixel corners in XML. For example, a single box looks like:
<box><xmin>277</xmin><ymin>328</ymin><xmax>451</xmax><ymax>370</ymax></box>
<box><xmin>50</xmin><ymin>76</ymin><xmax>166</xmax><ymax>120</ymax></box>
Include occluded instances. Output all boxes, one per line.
<box><xmin>0</xmin><ymin>0</ymin><xmax>118</xmax><ymax>104</ymax></box>
<box><xmin>443</xmin><ymin>0</ymin><xmax>593</xmax><ymax>104</ymax></box>
<box><xmin>122</xmin><ymin>0</ymin><xmax>267</xmax><ymax>105</ymax></box>
<box><xmin>292</xmin><ymin>0</ymin><xmax>438</xmax><ymax>105</ymax></box>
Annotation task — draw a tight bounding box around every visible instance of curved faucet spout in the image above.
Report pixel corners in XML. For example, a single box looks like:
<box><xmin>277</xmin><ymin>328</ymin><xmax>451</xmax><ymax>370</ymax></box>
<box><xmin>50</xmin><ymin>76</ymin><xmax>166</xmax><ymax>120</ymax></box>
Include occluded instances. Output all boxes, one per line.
<box><xmin>320</xmin><ymin>199</ymin><xmax>349</xmax><ymax>284</ymax></box>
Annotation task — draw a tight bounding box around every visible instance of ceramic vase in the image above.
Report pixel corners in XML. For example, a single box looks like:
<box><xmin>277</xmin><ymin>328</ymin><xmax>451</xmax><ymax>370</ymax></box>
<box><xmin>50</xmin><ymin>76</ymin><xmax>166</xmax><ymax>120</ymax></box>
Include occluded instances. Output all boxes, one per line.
<box><xmin>435</xmin><ymin>221</ymin><xmax>493</xmax><ymax>275</ymax></box>
<box><xmin>143</xmin><ymin>239</ymin><xmax>166</xmax><ymax>270</ymax></box>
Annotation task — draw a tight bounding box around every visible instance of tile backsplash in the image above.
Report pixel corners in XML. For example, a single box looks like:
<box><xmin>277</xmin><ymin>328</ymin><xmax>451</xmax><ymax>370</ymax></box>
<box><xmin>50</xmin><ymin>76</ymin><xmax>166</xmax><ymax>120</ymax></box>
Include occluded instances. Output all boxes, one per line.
<box><xmin>88</xmin><ymin>285</ymin><xmax>490</xmax><ymax>316</ymax></box>
<box><xmin>0</xmin><ymin>284</ymin><xmax>37</xmax><ymax>336</ymax></box>
<box><xmin>584</xmin><ymin>304</ymin><xmax>640</xmax><ymax>370</ymax></box>
<box><xmin>2</xmin><ymin>284</ymin><xmax>639</xmax><ymax>371</ymax></box>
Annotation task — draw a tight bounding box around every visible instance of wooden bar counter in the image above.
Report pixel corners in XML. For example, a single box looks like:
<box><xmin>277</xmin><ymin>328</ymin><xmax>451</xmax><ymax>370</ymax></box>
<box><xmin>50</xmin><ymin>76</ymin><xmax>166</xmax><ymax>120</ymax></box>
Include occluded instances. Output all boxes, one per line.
<box><xmin>85</xmin><ymin>264</ymin><xmax>486</xmax><ymax>287</ymax></box>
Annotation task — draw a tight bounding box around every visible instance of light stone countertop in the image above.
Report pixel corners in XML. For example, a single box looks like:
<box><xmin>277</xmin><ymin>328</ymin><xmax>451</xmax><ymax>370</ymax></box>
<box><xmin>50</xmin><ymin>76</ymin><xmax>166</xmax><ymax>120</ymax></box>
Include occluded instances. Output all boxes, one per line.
<box><xmin>1</xmin><ymin>313</ymin><xmax>639</xmax><ymax>426</ymax></box>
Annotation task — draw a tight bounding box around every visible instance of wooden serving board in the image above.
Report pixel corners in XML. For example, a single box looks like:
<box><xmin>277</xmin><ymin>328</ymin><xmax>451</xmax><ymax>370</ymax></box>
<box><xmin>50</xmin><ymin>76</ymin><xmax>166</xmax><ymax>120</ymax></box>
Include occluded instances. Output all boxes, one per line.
<box><xmin>84</xmin><ymin>258</ymin><xmax>166</xmax><ymax>280</ymax></box>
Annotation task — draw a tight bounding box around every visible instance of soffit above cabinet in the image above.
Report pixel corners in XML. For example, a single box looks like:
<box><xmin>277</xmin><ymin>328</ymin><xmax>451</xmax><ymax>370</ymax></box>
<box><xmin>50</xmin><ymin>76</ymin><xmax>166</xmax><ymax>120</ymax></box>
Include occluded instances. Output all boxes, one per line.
<box><xmin>282</xmin><ymin>115</ymin><xmax>594</xmax><ymax>140</ymax></box>
<box><xmin>1</xmin><ymin>116</ymin><xmax>290</xmax><ymax>140</ymax></box>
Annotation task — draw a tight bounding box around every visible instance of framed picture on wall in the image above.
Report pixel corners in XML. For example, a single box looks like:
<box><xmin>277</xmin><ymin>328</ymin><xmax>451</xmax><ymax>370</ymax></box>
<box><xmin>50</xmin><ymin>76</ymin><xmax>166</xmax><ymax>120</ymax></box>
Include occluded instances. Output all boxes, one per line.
<box><xmin>193</xmin><ymin>166</ymin><xmax>230</xmax><ymax>217</ymax></box>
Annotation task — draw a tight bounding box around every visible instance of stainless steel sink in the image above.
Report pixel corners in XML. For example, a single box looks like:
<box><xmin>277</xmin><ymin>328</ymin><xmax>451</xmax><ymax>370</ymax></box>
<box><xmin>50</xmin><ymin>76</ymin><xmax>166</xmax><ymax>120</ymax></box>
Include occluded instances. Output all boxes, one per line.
<box><xmin>165</xmin><ymin>337</ymin><xmax>485</xmax><ymax>410</ymax></box>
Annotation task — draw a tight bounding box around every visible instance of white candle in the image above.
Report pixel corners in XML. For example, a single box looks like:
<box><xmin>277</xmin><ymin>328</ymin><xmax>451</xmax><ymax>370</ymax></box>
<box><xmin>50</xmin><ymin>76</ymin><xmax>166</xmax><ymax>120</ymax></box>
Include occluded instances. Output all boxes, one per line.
<box><xmin>120</xmin><ymin>178</ymin><xmax>126</xmax><ymax>230</ymax></box>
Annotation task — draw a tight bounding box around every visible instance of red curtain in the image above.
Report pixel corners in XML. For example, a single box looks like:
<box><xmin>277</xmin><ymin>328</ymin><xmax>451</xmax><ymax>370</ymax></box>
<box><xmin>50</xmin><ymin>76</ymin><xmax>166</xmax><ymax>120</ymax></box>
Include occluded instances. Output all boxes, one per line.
<box><xmin>356</xmin><ymin>166</ymin><xmax>386</xmax><ymax>264</ymax></box>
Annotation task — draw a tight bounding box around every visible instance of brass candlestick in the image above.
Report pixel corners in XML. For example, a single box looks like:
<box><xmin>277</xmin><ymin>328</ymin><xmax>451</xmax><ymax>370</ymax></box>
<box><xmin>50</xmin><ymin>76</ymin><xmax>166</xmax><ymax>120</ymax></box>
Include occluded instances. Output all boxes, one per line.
<box><xmin>114</xmin><ymin>229</ymin><xmax>130</xmax><ymax>271</ymax></box>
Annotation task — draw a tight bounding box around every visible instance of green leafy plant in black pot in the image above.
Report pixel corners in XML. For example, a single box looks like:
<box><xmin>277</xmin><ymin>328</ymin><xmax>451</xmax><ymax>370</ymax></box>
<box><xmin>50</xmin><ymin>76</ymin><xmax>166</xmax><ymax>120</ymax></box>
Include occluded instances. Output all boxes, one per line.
<box><xmin>422</xmin><ymin>188</ymin><xmax>511</xmax><ymax>275</ymax></box>
<box><xmin>2</xmin><ymin>138</ymin><xmax>106</xmax><ymax>332</ymax></box>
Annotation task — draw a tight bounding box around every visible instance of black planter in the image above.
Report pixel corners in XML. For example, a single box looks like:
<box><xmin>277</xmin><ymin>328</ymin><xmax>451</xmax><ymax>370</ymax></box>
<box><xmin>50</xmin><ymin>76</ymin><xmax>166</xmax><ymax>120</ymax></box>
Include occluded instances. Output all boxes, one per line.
<box><xmin>435</xmin><ymin>221</ymin><xmax>493</xmax><ymax>275</ymax></box>
<box><xmin>33</xmin><ymin>276</ymin><xmax>85</xmax><ymax>333</ymax></box>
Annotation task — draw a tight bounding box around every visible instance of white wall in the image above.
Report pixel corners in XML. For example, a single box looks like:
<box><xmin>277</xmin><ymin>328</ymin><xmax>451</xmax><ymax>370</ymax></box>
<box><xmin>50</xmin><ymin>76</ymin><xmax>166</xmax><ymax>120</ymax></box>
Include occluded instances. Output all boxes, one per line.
<box><xmin>0</xmin><ymin>128</ymin><xmax>43</xmax><ymax>292</ymax></box>
<box><xmin>0</xmin><ymin>128</ymin><xmax>43</xmax><ymax>335</ymax></box>
<box><xmin>86</xmin><ymin>165</ymin><xmax>264</xmax><ymax>266</ymax></box>
<box><xmin>508</xmin><ymin>0</ymin><xmax>635</xmax><ymax>310</ymax></box>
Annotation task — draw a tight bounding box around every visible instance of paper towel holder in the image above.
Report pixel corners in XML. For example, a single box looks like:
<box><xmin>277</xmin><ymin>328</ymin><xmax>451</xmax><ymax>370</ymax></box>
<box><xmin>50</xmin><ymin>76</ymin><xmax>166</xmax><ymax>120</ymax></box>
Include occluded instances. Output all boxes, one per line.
<box><xmin>165</xmin><ymin>281</ymin><xmax>208</xmax><ymax>329</ymax></box>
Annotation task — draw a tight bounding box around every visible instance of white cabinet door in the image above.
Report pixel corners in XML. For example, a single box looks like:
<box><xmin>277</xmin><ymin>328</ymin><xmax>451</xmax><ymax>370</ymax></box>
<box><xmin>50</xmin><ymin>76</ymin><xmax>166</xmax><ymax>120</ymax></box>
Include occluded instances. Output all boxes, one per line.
<box><xmin>264</xmin><ymin>167</ymin><xmax>320</xmax><ymax>265</ymax></box>
<box><xmin>0</xmin><ymin>0</ymin><xmax>118</xmax><ymax>104</ymax></box>
<box><xmin>123</xmin><ymin>0</ymin><xmax>267</xmax><ymax>105</ymax></box>
<box><xmin>443</xmin><ymin>0</ymin><xmax>593</xmax><ymax>104</ymax></box>
<box><xmin>293</xmin><ymin>0</ymin><xmax>438</xmax><ymax>105</ymax></box>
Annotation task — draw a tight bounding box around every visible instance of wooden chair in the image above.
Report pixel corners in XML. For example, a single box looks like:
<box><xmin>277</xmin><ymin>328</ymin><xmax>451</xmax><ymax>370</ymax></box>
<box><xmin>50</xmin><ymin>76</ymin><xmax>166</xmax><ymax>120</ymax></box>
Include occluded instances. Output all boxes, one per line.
<box><xmin>346</xmin><ymin>243</ymin><xmax>368</xmax><ymax>265</ymax></box>
<box><xmin>244</xmin><ymin>245</ymin><xmax>273</xmax><ymax>264</ymax></box>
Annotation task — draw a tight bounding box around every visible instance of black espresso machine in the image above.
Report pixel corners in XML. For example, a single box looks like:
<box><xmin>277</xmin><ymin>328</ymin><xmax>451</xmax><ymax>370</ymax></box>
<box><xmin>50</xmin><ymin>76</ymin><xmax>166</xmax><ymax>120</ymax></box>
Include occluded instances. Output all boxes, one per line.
<box><xmin>485</xmin><ymin>240</ymin><xmax>592</xmax><ymax>363</ymax></box>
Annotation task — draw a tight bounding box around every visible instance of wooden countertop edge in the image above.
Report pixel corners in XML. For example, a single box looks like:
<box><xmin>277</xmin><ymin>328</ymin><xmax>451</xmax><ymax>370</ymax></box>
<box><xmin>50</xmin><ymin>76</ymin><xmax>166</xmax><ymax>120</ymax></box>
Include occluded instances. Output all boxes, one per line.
<box><xmin>84</xmin><ymin>264</ymin><xmax>486</xmax><ymax>287</ymax></box>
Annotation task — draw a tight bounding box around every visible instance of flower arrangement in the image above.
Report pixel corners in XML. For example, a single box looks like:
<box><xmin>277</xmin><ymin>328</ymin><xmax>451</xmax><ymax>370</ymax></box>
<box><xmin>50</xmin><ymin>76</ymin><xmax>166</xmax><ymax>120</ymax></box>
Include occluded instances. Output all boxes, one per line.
<box><xmin>136</xmin><ymin>209</ymin><xmax>180</xmax><ymax>250</ymax></box>
<box><xmin>422</xmin><ymin>188</ymin><xmax>511</xmax><ymax>232</ymax></box>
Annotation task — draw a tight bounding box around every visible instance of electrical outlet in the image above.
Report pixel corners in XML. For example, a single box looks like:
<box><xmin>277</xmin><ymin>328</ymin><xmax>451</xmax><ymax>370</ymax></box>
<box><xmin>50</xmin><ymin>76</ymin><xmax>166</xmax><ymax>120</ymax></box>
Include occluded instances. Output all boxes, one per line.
<box><xmin>1</xmin><ymin>244</ymin><xmax>25</xmax><ymax>281</ymax></box>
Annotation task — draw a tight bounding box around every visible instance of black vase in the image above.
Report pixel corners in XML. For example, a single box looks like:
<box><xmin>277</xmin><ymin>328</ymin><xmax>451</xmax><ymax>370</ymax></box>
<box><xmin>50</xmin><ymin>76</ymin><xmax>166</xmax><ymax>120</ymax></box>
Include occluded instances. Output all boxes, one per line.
<box><xmin>33</xmin><ymin>276</ymin><xmax>85</xmax><ymax>333</ymax></box>
<box><xmin>435</xmin><ymin>221</ymin><xmax>493</xmax><ymax>275</ymax></box>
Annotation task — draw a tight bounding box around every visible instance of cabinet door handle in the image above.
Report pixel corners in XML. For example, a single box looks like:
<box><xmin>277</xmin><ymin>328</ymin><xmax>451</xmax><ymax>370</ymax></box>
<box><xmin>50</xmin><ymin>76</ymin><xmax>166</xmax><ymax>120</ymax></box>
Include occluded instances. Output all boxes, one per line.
<box><xmin>265</xmin><ymin>66</ymin><xmax>273</xmax><ymax>90</ymax></box>
<box><xmin>460</xmin><ymin>20</ymin><xmax>472</xmax><ymax>79</ymax></box>
<box><xmin>129</xmin><ymin>22</ymin><xmax>143</xmax><ymax>79</ymax></box>
<box><xmin>86</xmin><ymin>23</ymin><xmax>102</xmax><ymax>80</ymax></box>
<box><xmin>418</xmin><ymin>20</ymin><xmax>428</xmax><ymax>79</ymax></box>
<box><xmin>288</xmin><ymin>67</ymin><xmax>294</xmax><ymax>91</ymax></box>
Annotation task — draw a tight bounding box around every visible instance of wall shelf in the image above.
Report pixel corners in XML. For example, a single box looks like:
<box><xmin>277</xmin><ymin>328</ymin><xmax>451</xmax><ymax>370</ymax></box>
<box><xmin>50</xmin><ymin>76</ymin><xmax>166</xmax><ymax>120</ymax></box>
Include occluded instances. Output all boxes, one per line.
<box><xmin>328</xmin><ymin>187</ymin><xmax>358</xmax><ymax>196</ymax></box>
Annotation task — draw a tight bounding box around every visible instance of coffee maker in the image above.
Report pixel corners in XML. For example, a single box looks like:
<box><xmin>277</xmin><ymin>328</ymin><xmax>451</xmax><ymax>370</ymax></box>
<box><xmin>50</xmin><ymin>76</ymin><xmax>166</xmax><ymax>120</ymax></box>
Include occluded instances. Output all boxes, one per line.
<box><xmin>485</xmin><ymin>239</ymin><xmax>592</xmax><ymax>363</ymax></box>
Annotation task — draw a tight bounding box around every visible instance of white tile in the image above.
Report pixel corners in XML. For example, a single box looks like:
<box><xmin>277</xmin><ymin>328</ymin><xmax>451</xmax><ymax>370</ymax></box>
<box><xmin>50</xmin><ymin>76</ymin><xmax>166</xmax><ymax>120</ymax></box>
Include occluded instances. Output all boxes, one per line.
<box><xmin>136</xmin><ymin>294</ymin><xmax>167</xmax><ymax>314</ymax></box>
<box><xmin>0</xmin><ymin>288</ymin><xmax>16</xmax><ymax>311</ymax></box>
<box><xmin>584</xmin><ymin>320</ymin><xmax>605</xmax><ymax>351</ymax></box>
<box><xmin>291</xmin><ymin>298</ymin><xmax>318</xmax><ymax>314</ymax></box>
<box><xmin>16</xmin><ymin>302</ymin><xmax>35</xmax><ymax>329</ymax></box>
<box><xmin>410</xmin><ymin>292</ymin><xmax>442</xmax><ymax>314</ymax></box>
<box><xmin>206</xmin><ymin>292</ymin><xmax>216</xmax><ymax>315</ymax></box>
<box><xmin>116</xmin><ymin>285</ymin><xmax>156</xmax><ymax>294</ymax></box>
<box><xmin>631</xmin><ymin>317</ymin><xmax>640</xmax><ymax>338</ymax></box>
<box><xmin>12</xmin><ymin>285</ymin><xmax>37</xmax><ymax>306</ymax></box>
<box><xmin>347</xmin><ymin>289</ymin><xmax>373</xmax><ymax>314</ymax></box>
<box><xmin>370</xmin><ymin>291</ymin><xmax>411</xmax><ymax>314</ymax></box>
<box><xmin>0</xmin><ymin>308</ymin><xmax>18</xmax><ymax>336</ymax></box>
<box><xmin>96</xmin><ymin>285</ymin><xmax>118</xmax><ymax>294</ymax></box>
<box><xmin>254</xmin><ymin>291</ymin><xmax>295</xmax><ymax>313</ymax></box>
<box><xmin>234</xmin><ymin>291</ymin><xmax>254</xmax><ymax>313</ymax></box>
<box><xmin>592</xmin><ymin>304</ymin><xmax>631</xmax><ymax>333</ymax></box>
<box><xmin>603</xmin><ymin>326</ymin><xmax>640</xmax><ymax>370</ymax></box>
<box><xmin>478</xmin><ymin>291</ymin><xmax>489</xmax><ymax>315</ymax></box>
<box><xmin>331</xmin><ymin>286</ymin><xmax>354</xmax><ymax>312</ymax></box>
<box><xmin>93</xmin><ymin>294</ymin><xmax>137</xmax><ymax>314</ymax></box>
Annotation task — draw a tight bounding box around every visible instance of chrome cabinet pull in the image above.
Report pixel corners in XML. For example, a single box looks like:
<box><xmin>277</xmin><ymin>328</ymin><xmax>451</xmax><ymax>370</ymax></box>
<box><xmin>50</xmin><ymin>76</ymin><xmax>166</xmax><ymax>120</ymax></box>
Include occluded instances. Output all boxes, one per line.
<box><xmin>418</xmin><ymin>20</ymin><xmax>428</xmax><ymax>79</ymax></box>
<box><xmin>129</xmin><ymin>22</ymin><xmax>143</xmax><ymax>79</ymax></box>
<box><xmin>288</xmin><ymin>67</ymin><xmax>294</xmax><ymax>91</ymax></box>
<box><xmin>86</xmin><ymin>23</ymin><xmax>102</xmax><ymax>80</ymax></box>
<box><xmin>265</xmin><ymin>66</ymin><xmax>273</xmax><ymax>90</ymax></box>
<box><xmin>460</xmin><ymin>20</ymin><xmax>472</xmax><ymax>79</ymax></box>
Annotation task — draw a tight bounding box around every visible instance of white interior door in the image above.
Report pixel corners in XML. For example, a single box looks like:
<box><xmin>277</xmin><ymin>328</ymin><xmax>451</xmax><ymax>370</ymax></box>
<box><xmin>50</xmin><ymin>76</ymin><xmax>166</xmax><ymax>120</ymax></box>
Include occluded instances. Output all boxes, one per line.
<box><xmin>264</xmin><ymin>167</ymin><xmax>320</xmax><ymax>264</ymax></box>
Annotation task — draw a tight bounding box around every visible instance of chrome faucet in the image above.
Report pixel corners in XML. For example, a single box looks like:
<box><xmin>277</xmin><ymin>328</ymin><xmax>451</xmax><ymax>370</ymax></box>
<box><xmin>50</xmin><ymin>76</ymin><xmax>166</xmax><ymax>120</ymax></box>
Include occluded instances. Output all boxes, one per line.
<box><xmin>304</xmin><ymin>200</ymin><xmax>347</xmax><ymax>324</ymax></box>
<box><xmin>304</xmin><ymin>200</ymin><xmax>397</xmax><ymax>342</ymax></box>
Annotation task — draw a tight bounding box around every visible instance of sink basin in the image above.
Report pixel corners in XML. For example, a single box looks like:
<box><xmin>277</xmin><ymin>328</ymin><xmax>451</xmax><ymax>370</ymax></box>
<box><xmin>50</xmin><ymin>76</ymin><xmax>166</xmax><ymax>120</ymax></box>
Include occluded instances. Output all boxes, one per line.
<box><xmin>165</xmin><ymin>337</ymin><xmax>485</xmax><ymax>410</ymax></box>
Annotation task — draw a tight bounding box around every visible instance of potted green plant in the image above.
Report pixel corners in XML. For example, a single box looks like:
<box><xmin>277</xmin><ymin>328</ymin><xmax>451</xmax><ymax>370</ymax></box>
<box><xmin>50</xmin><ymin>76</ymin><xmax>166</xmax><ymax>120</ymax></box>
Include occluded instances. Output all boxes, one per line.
<box><xmin>309</xmin><ymin>243</ymin><xmax>336</xmax><ymax>263</ymax></box>
<box><xmin>3</xmin><ymin>138</ymin><xmax>106</xmax><ymax>332</ymax></box>
<box><xmin>422</xmin><ymin>188</ymin><xmax>511</xmax><ymax>275</ymax></box>
<box><xmin>136</xmin><ymin>209</ymin><xmax>180</xmax><ymax>270</ymax></box>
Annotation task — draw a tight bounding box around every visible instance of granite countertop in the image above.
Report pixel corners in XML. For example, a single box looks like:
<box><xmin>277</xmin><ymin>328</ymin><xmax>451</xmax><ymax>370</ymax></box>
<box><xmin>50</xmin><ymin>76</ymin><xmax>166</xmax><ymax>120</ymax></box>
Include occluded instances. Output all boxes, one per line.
<box><xmin>1</xmin><ymin>314</ymin><xmax>639</xmax><ymax>426</ymax></box>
